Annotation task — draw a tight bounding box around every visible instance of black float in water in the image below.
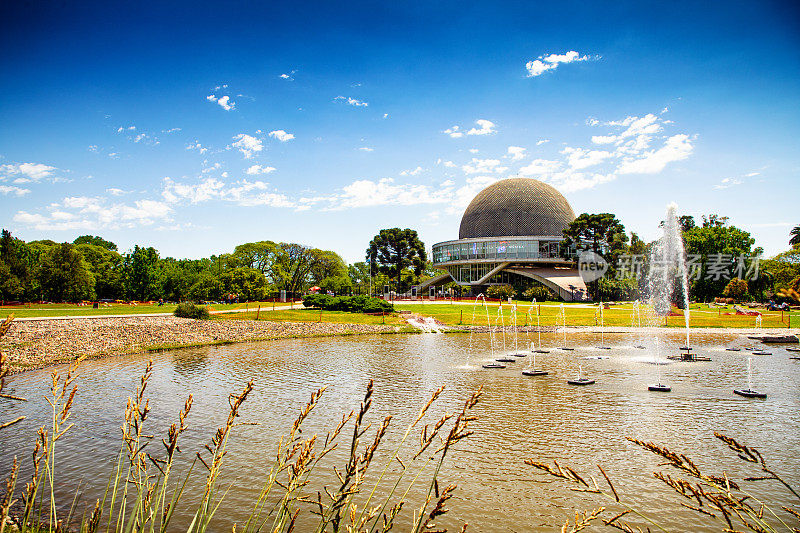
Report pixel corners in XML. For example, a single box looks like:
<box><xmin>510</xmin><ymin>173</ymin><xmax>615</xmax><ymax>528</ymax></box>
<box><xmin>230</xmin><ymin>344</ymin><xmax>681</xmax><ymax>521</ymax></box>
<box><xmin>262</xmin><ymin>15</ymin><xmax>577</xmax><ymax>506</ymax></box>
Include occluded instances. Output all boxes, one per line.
<box><xmin>752</xmin><ymin>351</ymin><xmax>772</xmax><ymax>355</ymax></box>
<box><xmin>558</xmin><ymin>347</ymin><xmax>575</xmax><ymax>351</ymax></box>
<box><xmin>482</xmin><ymin>363</ymin><xmax>506</xmax><ymax>369</ymax></box>
<box><xmin>495</xmin><ymin>357</ymin><xmax>516</xmax><ymax>363</ymax></box>
<box><xmin>567</xmin><ymin>365</ymin><xmax>594</xmax><ymax>385</ymax></box>
<box><xmin>734</xmin><ymin>389</ymin><xmax>767</xmax><ymax>398</ymax></box>
<box><xmin>634</xmin><ymin>345</ymin><xmax>646</xmax><ymax>349</ymax></box>
<box><xmin>786</xmin><ymin>347</ymin><xmax>800</xmax><ymax>352</ymax></box>
<box><xmin>648</xmin><ymin>384</ymin><xmax>671</xmax><ymax>392</ymax></box>
<box><xmin>522</xmin><ymin>369</ymin><xmax>549</xmax><ymax>376</ymax></box>
<box><xmin>509</xmin><ymin>353</ymin><xmax>528</xmax><ymax>358</ymax></box>
<box><xmin>532</xmin><ymin>349</ymin><xmax>550</xmax><ymax>353</ymax></box>
<box><xmin>725</xmin><ymin>347</ymin><xmax>742</xmax><ymax>351</ymax></box>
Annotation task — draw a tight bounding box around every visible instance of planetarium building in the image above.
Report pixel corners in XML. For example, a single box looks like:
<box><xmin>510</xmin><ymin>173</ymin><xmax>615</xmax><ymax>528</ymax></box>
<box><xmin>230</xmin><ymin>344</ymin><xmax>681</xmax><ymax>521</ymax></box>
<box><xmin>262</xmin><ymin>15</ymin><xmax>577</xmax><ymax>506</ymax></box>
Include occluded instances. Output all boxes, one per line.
<box><xmin>421</xmin><ymin>178</ymin><xmax>588</xmax><ymax>301</ymax></box>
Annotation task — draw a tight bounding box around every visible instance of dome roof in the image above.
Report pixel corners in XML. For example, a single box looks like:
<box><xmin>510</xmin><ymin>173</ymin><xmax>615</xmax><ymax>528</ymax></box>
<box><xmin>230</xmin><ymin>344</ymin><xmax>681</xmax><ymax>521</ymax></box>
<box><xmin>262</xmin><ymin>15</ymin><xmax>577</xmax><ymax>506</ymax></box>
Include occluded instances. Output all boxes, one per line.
<box><xmin>459</xmin><ymin>178</ymin><xmax>575</xmax><ymax>239</ymax></box>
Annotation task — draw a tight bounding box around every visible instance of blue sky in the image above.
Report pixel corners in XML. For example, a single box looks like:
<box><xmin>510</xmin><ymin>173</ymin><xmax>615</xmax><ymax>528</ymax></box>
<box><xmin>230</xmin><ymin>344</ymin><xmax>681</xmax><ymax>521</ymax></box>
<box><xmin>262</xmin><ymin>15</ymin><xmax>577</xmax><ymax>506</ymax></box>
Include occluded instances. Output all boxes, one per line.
<box><xmin>1</xmin><ymin>0</ymin><xmax>798</xmax><ymax>262</ymax></box>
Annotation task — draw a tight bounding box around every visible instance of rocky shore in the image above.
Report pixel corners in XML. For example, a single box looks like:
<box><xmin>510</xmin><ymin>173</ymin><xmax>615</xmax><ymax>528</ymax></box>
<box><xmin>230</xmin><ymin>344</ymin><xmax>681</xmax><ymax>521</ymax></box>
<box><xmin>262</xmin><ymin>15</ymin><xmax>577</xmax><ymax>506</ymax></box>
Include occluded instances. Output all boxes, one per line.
<box><xmin>0</xmin><ymin>316</ymin><xmax>402</xmax><ymax>374</ymax></box>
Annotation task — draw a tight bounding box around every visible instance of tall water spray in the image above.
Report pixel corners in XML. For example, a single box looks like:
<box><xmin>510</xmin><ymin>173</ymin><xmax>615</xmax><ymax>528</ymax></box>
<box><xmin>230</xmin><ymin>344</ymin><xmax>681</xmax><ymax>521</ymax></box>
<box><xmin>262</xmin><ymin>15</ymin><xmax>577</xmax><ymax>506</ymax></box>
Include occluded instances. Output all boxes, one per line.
<box><xmin>649</xmin><ymin>203</ymin><xmax>692</xmax><ymax>348</ymax></box>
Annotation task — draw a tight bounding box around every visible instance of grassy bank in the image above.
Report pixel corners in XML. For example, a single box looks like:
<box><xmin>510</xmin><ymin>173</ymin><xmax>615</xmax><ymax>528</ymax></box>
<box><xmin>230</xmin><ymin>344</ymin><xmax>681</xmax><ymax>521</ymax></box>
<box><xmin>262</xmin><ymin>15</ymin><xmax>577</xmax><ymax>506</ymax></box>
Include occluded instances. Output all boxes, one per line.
<box><xmin>395</xmin><ymin>301</ymin><xmax>798</xmax><ymax>329</ymax></box>
<box><xmin>0</xmin><ymin>300</ymin><xmax>294</xmax><ymax>318</ymax></box>
<box><xmin>216</xmin><ymin>308</ymin><xmax>407</xmax><ymax>326</ymax></box>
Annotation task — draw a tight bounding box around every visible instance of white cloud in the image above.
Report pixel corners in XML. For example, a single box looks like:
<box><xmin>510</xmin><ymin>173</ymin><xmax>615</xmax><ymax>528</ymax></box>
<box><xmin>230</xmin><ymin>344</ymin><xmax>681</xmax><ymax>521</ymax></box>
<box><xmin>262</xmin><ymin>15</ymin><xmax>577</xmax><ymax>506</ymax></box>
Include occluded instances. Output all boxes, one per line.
<box><xmin>462</xmin><ymin>158</ymin><xmax>504</xmax><ymax>175</ymax></box>
<box><xmin>187</xmin><ymin>141</ymin><xmax>207</xmax><ymax>154</ymax></box>
<box><xmin>713</xmin><ymin>177</ymin><xmax>743</xmax><ymax>190</ymax></box>
<box><xmin>561</xmin><ymin>147</ymin><xmax>613</xmax><ymax>170</ymax></box>
<box><xmin>591</xmin><ymin>135</ymin><xmax>617</xmax><ymax>145</ymax></box>
<box><xmin>469</xmin><ymin>148</ymin><xmax>479</xmax><ymax>154</ymax></box>
<box><xmin>383</xmin><ymin>113</ymin><xmax>389</xmax><ymax>119</ymax></box>
<box><xmin>15</xmin><ymin>195</ymin><xmax>172</xmax><ymax>231</ymax></box>
<box><xmin>245</xmin><ymin>164</ymin><xmax>276</xmax><ymax>175</ymax></box>
<box><xmin>269</xmin><ymin>129</ymin><xmax>295</xmax><ymax>142</ymax></box>
<box><xmin>0</xmin><ymin>162</ymin><xmax>57</xmax><ymax>182</ymax></box>
<box><xmin>231</xmin><ymin>134</ymin><xmax>263</xmax><ymax>158</ymax></box>
<box><xmin>358</xmin><ymin>147</ymin><xmax>374</xmax><ymax>152</ymax></box>
<box><xmin>116</xmin><ymin>126</ymin><xmax>136</xmax><ymax>133</ymax></box>
<box><xmin>444</xmin><ymin>126</ymin><xmax>463</xmax><ymax>138</ymax></box>
<box><xmin>108</xmin><ymin>152</ymin><xmax>119</xmax><ymax>159</ymax></box>
<box><xmin>162</xmin><ymin>177</ymin><xmax>227</xmax><ymax>204</ymax></box>
<box><xmin>161</xmin><ymin>177</ymin><xmax>295</xmax><ymax>208</ymax></box>
<box><xmin>400</xmin><ymin>166</ymin><xmax>424</xmax><ymax>176</ymax></box>
<box><xmin>334</xmin><ymin>96</ymin><xmax>368</xmax><ymax>107</ymax></box>
<box><xmin>507</xmin><ymin>146</ymin><xmax>527</xmax><ymax>161</ymax></box>
<box><xmin>207</xmin><ymin>94</ymin><xmax>235</xmax><ymax>111</ymax></box>
<box><xmin>466</xmin><ymin>119</ymin><xmax>496</xmax><ymax>136</ymax></box>
<box><xmin>536</xmin><ymin>139</ymin><xmax>550</xmax><ymax>146</ymax></box>
<box><xmin>335</xmin><ymin>178</ymin><xmax>452</xmax><ymax>209</ymax></box>
<box><xmin>549</xmin><ymin>171</ymin><xmax>617</xmax><ymax>193</ymax></box>
<box><xmin>88</xmin><ymin>145</ymin><xmax>99</xmax><ymax>152</ymax></box>
<box><xmin>443</xmin><ymin>160</ymin><xmax>457</xmax><ymax>168</ymax></box>
<box><xmin>0</xmin><ymin>185</ymin><xmax>30</xmax><ymax>196</ymax></box>
<box><xmin>279</xmin><ymin>70</ymin><xmax>296</xmax><ymax>80</ymax></box>
<box><xmin>106</xmin><ymin>188</ymin><xmax>128</xmax><ymax>196</ymax></box>
<box><xmin>617</xmin><ymin>134</ymin><xmax>694</xmax><ymax>174</ymax></box>
<box><xmin>525</xmin><ymin>50</ymin><xmax>596</xmax><ymax>77</ymax></box>
<box><xmin>518</xmin><ymin>159</ymin><xmax>562</xmax><ymax>177</ymax></box>
<box><xmin>162</xmin><ymin>127</ymin><xmax>181</xmax><ymax>134</ymax></box>
<box><xmin>444</xmin><ymin>119</ymin><xmax>496</xmax><ymax>138</ymax></box>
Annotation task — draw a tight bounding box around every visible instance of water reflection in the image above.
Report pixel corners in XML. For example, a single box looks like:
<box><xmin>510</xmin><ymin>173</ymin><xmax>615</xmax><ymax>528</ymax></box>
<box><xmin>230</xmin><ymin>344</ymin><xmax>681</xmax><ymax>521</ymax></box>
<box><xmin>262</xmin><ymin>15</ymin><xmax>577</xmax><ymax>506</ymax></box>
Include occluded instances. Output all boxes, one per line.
<box><xmin>1</xmin><ymin>332</ymin><xmax>799</xmax><ymax>532</ymax></box>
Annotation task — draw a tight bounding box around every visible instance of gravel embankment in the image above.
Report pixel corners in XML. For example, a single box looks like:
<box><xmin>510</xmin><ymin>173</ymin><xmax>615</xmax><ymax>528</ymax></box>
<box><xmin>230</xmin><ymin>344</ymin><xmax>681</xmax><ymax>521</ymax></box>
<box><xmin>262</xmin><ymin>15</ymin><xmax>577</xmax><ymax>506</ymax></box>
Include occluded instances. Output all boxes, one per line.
<box><xmin>0</xmin><ymin>316</ymin><xmax>401</xmax><ymax>374</ymax></box>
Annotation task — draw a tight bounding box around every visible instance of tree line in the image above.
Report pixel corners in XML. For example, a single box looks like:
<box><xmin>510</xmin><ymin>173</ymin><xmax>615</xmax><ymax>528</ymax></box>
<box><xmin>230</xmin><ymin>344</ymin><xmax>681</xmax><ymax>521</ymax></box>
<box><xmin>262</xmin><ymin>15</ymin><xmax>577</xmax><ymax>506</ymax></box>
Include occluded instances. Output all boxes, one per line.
<box><xmin>0</xmin><ymin>230</ymin><xmax>436</xmax><ymax>303</ymax></box>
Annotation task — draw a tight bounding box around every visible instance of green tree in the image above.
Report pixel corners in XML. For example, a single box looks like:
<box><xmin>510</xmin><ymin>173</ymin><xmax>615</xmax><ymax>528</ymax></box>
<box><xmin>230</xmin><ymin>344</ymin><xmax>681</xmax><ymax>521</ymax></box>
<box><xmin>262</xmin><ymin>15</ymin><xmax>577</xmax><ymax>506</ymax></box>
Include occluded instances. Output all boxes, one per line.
<box><xmin>219</xmin><ymin>267</ymin><xmax>272</xmax><ymax>301</ymax></box>
<box><xmin>37</xmin><ymin>243</ymin><xmax>96</xmax><ymax>301</ymax></box>
<box><xmin>682</xmin><ymin>218</ymin><xmax>755</xmax><ymax>302</ymax></box>
<box><xmin>722</xmin><ymin>278</ymin><xmax>750</xmax><ymax>302</ymax></box>
<box><xmin>188</xmin><ymin>271</ymin><xmax>223</xmax><ymax>301</ymax></box>
<box><xmin>366</xmin><ymin>228</ymin><xmax>426</xmax><ymax>294</ymax></box>
<box><xmin>562</xmin><ymin>213</ymin><xmax>628</xmax><ymax>299</ymax></box>
<box><xmin>75</xmin><ymin>243</ymin><xmax>124</xmax><ymax>300</ymax></box>
<box><xmin>272</xmin><ymin>243</ymin><xmax>320</xmax><ymax>297</ymax></box>
<box><xmin>0</xmin><ymin>230</ymin><xmax>32</xmax><ymax>301</ymax></box>
<box><xmin>231</xmin><ymin>241</ymin><xmax>280</xmax><ymax>280</ymax></box>
<box><xmin>678</xmin><ymin>215</ymin><xmax>696</xmax><ymax>233</ymax></box>
<box><xmin>790</xmin><ymin>225</ymin><xmax>800</xmax><ymax>247</ymax></box>
<box><xmin>124</xmin><ymin>245</ymin><xmax>160</xmax><ymax>301</ymax></box>
<box><xmin>73</xmin><ymin>235</ymin><xmax>118</xmax><ymax>251</ymax></box>
<box><xmin>486</xmin><ymin>284</ymin><xmax>515</xmax><ymax>300</ymax></box>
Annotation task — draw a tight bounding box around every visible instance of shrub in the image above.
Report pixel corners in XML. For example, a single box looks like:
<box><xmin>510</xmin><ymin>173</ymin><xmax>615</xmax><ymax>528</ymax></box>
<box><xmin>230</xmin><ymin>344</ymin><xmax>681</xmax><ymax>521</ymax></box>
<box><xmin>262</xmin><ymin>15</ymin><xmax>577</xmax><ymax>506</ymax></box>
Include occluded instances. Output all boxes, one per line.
<box><xmin>302</xmin><ymin>294</ymin><xmax>393</xmax><ymax>313</ymax></box>
<box><xmin>174</xmin><ymin>301</ymin><xmax>210</xmax><ymax>319</ymax></box>
<box><xmin>486</xmin><ymin>284</ymin><xmax>515</xmax><ymax>300</ymax></box>
<box><xmin>722</xmin><ymin>278</ymin><xmax>750</xmax><ymax>302</ymax></box>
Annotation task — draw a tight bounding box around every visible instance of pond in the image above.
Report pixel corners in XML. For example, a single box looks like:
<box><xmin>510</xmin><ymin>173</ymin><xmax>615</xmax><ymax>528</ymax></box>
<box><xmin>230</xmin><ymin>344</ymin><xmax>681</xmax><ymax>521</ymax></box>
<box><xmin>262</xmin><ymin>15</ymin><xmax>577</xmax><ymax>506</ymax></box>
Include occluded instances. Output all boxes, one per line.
<box><xmin>2</xmin><ymin>330</ymin><xmax>799</xmax><ymax>531</ymax></box>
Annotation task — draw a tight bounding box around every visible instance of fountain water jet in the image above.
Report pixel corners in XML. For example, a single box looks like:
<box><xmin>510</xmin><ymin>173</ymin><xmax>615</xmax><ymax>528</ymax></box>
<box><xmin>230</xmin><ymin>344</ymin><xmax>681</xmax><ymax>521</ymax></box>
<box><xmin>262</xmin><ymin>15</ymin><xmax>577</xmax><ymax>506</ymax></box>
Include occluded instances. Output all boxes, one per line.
<box><xmin>596</xmin><ymin>301</ymin><xmax>611</xmax><ymax>349</ymax></box>
<box><xmin>522</xmin><ymin>342</ymin><xmax>549</xmax><ymax>376</ymax></box>
<box><xmin>734</xmin><ymin>357</ymin><xmax>767</xmax><ymax>398</ymax></box>
<box><xmin>649</xmin><ymin>203</ymin><xmax>699</xmax><ymax>361</ymax></box>
<box><xmin>648</xmin><ymin>337</ymin><xmax>671</xmax><ymax>392</ymax></box>
<box><xmin>557</xmin><ymin>303</ymin><xmax>574</xmax><ymax>350</ymax></box>
<box><xmin>567</xmin><ymin>364</ymin><xmax>595</xmax><ymax>385</ymax></box>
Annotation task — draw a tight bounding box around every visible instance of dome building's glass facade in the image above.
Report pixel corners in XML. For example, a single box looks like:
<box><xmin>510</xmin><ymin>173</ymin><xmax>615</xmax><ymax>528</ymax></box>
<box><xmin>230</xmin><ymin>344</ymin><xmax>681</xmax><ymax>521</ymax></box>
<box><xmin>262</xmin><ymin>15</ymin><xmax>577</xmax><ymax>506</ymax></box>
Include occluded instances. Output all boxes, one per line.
<box><xmin>423</xmin><ymin>178</ymin><xmax>588</xmax><ymax>301</ymax></box>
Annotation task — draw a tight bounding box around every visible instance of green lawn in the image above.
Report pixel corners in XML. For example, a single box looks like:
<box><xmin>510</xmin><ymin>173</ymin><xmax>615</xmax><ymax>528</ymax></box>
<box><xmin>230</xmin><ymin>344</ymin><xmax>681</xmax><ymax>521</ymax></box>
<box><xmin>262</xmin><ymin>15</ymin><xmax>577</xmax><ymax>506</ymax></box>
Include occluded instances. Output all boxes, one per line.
<box><xmin>216</xmin><ymin>308</ymin><xmax>406</xmax><ymax>326</ymax></box>
<box><xmin>394</xmin><ymin>301</ymin><xmax>798</xmax><ymax>329</ymax></box>
<box><xmin>0</xmin><ymin>301</ymin><xmax>293</xmax><ymax>319</ymax></box>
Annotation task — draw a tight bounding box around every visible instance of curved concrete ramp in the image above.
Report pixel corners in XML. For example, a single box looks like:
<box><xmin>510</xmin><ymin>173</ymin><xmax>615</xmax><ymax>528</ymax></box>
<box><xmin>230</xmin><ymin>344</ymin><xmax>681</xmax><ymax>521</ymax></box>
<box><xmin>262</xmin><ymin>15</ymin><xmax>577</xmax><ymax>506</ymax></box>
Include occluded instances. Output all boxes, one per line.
<box><xmin>506</xmin><ymin>267</ymin><xmax>588</xmax><ymax>301</ymax></box>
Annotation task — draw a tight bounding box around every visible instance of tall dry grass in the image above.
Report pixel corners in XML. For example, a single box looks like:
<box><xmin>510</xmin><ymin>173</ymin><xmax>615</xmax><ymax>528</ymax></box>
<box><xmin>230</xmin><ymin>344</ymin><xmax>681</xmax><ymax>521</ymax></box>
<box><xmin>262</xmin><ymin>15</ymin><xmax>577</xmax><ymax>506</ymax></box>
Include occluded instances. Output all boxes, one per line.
<box><xmin>526</xmin><ymin>433</ymin><xmax>800</xmax><ymax>532</ymax></box>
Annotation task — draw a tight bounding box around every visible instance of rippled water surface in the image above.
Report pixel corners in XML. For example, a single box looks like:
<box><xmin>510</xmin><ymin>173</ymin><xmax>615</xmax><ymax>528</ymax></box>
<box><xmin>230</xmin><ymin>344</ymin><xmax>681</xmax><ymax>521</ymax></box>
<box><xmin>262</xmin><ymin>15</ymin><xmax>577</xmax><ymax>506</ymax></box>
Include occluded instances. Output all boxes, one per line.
<box><xmin>2</xmin><ymin>331</ymin><xmax>799</xmax><ymax>531</ymax></box>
